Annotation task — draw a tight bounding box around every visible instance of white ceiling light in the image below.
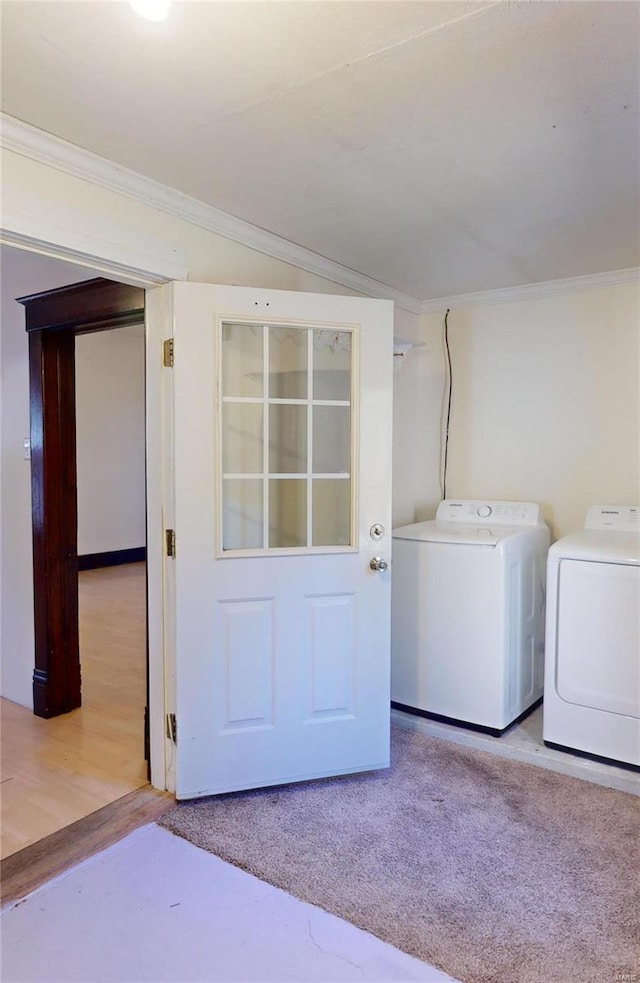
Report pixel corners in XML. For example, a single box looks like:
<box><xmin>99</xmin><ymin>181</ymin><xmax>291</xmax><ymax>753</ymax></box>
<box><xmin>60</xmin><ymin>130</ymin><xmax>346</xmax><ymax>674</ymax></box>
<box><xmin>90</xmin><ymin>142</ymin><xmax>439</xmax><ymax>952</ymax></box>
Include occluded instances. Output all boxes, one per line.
<box><xmin>129</xmin><ymin>0</ymin><xmax>170</xmax><ymax>22</ymax></box>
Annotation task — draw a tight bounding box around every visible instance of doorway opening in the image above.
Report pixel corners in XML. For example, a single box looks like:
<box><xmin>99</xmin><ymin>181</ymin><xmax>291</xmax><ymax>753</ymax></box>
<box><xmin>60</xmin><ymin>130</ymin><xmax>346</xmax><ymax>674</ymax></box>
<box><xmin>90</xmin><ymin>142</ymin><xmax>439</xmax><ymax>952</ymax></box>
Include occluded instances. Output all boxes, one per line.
<box><xmin>20</xmin><ymin>277</ymin><xmax>146</xmax><ymax>720</ymax></box>
<box><xmin>0</xmin><ymin>274</ymin><xmax>150</xmax><ymax>860</ymax></box>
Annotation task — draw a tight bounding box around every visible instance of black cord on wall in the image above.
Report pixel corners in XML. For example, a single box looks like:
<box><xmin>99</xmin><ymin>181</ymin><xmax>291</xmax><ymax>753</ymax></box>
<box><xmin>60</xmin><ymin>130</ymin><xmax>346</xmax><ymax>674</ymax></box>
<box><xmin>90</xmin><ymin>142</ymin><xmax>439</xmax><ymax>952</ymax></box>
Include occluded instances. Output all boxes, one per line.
<box><xmin>442</xmin><ymin>308</ymin><xmax>452</xmax><ymax>500</ymax></box>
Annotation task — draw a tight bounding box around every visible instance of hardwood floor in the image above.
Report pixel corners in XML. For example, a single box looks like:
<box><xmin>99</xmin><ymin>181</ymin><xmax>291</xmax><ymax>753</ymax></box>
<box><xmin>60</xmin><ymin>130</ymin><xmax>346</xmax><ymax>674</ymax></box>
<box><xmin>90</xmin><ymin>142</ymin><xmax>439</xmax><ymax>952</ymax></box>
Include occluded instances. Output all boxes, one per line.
<box><xmin>1</xmin><ymin>563</ymin><xmax>151</xmax><ymax>860</ymax></box>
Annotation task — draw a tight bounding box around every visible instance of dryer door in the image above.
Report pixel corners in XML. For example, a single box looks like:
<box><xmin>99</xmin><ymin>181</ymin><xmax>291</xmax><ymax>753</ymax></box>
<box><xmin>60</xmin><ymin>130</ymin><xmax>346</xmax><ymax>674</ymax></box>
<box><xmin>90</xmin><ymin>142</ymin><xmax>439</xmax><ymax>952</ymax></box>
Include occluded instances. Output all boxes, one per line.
<box><xmin>556</xmin><ymin>559</ymin><xmax>639</xmax><ymax>718</ymax></box>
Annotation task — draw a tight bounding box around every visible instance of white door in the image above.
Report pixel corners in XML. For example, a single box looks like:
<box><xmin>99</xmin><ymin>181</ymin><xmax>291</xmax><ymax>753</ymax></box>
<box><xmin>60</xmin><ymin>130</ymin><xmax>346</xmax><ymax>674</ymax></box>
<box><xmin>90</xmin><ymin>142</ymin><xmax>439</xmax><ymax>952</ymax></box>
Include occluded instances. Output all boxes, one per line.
<box><xmin>159</xmin><ymin>282</ymin><xmax>393</xmax><ymax>799</ymax></box>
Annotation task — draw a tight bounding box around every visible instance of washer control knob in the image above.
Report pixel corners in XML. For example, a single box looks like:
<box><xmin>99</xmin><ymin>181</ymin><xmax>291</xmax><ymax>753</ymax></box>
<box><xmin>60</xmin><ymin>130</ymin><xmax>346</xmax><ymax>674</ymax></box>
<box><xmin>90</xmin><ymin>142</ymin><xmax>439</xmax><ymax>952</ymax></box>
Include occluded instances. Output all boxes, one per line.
<box><xmin>477</xmin><ymin>505</ymin><xmax>492</xmax><ymax>518</ymax></box>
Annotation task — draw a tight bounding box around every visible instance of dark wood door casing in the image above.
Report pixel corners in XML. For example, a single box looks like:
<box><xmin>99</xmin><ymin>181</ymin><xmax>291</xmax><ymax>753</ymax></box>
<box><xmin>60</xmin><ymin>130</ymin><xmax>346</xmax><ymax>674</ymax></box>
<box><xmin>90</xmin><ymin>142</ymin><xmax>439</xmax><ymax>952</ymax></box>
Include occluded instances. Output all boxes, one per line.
<box><xmin>19</xmin><ymin>278</ymin><xmax>145</xmax><ymax>718</ymax></box>
<box><xmin>28</xmin><ymin>328</ymin><xmax>80</xmax><ymax>716</ymax></box>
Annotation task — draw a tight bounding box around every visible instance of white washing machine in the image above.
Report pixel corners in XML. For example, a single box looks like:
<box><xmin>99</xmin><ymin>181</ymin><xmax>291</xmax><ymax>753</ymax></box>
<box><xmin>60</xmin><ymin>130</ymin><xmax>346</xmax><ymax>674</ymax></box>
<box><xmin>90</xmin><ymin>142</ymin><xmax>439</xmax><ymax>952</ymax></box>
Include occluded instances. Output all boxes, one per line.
<box><xmin>543</xmin><ymin>505</ymin><xmax>640</xmax><ymax>767</ymax></box>
<box><xmin>391</xmin><ymin>500</ymin><xmax>550</xmax><ymax>734</ymax></box>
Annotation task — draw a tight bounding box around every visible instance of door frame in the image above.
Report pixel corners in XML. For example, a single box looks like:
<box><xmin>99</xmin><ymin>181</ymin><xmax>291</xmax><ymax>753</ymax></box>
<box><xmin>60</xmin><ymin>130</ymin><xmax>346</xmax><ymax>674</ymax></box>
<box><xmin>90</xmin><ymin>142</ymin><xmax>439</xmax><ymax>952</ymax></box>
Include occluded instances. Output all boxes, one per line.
<box><xmin>3</xmin><ymin>227</ymin><xmax>174</xmax><ymax>791</ymax></box>
<box><xmin>20</xmin><ymin>278</ymin><xmax>146</xmax><ymax>719</ymax></box>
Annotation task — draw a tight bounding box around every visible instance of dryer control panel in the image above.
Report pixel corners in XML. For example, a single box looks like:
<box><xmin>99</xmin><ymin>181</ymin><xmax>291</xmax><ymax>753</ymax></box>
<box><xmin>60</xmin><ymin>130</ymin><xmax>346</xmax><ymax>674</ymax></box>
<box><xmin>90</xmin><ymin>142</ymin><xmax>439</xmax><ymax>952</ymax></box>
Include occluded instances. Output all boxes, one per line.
<box><xmin>585</xmin><ymin>506</ymin><xmax>640</xmax><ymax>532</ymax></box>
<box><xmin>436</xmin><ymin>500</ymin><xmax>543</xmax><ymax>526</ymax></box>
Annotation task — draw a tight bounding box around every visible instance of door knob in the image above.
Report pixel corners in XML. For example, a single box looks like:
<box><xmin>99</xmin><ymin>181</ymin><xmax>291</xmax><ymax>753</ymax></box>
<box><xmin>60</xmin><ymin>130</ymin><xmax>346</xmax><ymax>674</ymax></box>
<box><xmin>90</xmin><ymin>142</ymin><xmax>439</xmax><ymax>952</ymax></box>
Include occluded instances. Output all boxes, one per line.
<box><xmin>370</xmin><ymin>556</ymin><xmax>388</xmax><ymax>572</ymax></box>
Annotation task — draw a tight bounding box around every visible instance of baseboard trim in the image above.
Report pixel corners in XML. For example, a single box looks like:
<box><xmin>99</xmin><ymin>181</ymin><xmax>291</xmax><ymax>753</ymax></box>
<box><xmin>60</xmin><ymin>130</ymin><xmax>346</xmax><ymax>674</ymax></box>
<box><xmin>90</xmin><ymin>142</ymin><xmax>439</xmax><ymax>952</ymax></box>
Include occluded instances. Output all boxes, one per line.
<box><xmin>390</xmin><ymin>696</ymin><xmax>543</xmax><ymax>738</ymax></box>
<box><xmin>543</xmin><ymin>740</ymin><xmax>640</xmax><ymax>774</ymax></box>
<box><xmin>0</xmin><ymin>785</ymin><xmax>174</xmax><ymax>908</ymax></box>
<box><xmin>78</xmin><ymin>547</ymin><xmax>146</xmax><ymax>570</ymax></box>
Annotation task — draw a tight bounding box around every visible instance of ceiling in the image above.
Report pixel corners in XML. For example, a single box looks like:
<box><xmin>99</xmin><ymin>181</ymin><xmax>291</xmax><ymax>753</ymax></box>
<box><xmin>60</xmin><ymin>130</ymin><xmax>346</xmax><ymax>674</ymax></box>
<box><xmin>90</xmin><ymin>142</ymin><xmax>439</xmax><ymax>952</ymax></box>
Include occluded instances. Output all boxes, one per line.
<box><xmin>1</xmin><ymin>0</ymin><xmax>639</xmax><ymax>303</ymax></box>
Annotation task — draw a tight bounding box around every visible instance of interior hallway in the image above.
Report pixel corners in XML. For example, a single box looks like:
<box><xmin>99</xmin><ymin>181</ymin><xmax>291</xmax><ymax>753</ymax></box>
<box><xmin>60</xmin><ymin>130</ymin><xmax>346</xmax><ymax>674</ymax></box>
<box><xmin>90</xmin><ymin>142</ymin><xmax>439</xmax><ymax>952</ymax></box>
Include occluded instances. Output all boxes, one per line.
<box><xmin>1</xmin><ymin>563</ymin><xmax>149</xmax><ymax>859</ymax></box>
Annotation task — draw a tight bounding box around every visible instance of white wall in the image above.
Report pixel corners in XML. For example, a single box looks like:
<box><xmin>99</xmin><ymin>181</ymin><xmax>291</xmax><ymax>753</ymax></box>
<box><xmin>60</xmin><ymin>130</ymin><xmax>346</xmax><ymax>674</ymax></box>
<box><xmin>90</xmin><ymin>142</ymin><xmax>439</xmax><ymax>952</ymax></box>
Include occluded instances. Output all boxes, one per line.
<box><xmin>76</xmin><ymin>326</ymin><xmax>146</xmax><ymax>555</ymax></box>
<box><xmin>391</xmin><ymin>308</ymin><xmax>443</xmax><ymax>527</ymax></box>
<box><xmin>0</xmin><ymin>247</ymin><xmax>94</xmax><ymax>707</ymax></box>
<box><xmin>421</xmin><ymin>282</ymin><xmax>640</xmax><ymax>539</ymax></box>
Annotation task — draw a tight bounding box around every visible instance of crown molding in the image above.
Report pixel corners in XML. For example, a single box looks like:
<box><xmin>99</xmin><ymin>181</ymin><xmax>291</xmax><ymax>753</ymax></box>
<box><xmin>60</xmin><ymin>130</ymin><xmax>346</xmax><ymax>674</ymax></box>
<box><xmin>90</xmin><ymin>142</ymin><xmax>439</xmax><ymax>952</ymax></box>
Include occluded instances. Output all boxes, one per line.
<box><xmin>420</xmin><ymin>267</ymin><xmax>640</xmax><ymax>313</ymax></box>
<box><xmin>0</xmin><ymin>114</ymin><xmax>423</xmax><ymax>315</ymax></box>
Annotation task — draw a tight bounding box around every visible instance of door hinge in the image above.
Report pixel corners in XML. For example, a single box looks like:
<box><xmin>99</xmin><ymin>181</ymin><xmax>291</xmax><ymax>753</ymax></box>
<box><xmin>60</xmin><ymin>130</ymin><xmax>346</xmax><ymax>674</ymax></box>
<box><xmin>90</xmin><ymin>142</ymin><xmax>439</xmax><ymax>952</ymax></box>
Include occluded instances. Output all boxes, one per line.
<box><xmin>163</xmin><ymin>338</ymin><xmax>174</xmax><ymax>367</ymax></box>
<box><xmin>166</xmin><ymin>712</ymin><xmax>177</xmax><ymax>744</ymax></box>
<box><xmin>165</xmin><ymin>528</ymin><xmax>176</xmax><ymax>557</ymax></box>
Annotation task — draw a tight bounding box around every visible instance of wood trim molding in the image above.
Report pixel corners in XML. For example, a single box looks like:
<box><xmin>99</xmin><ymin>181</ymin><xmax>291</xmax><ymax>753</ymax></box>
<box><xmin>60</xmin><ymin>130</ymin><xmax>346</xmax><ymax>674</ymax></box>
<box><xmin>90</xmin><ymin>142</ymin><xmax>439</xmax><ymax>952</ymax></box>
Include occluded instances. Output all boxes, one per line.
<box><xmin>20</xmin><ymin>278</ymin><xmax>146</xmax><ymax>718</ymax></box>
<box><xmin>420</xmin><ymin>267</ymin><xmax>640</xmax><ymax>313</ymax></box>
<box><xmin>19</xmin><ymin>277</ymin><xmax>145</xmax><ymax>332</ymax></box>
<box><xmin>0</xmin><ymin>215</ymin><xmax>186</xmax><ymax>286</ymax></box>
<box><xmin>0</xmin><ymin>786</ymin><xmax>173</xmax><ymax>907</ymax></box>
<box><xmin>28</xmin><ymin>328</ymin><xmax>80</xmax><ymax>717</ymax></box>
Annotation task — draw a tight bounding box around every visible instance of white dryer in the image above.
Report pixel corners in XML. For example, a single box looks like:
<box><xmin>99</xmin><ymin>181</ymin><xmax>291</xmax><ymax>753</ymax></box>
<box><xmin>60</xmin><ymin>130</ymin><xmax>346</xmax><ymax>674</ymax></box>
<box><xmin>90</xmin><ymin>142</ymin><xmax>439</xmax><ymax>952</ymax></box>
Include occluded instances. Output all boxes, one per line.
<box><xmin>391</xmin><ymin>500</ymin><xmax>550</xmax><ymax>734</ymax></box>
<box><xmin>543</xmin><ymin>505</ymin><xmax>640</xmax><ymax>767</ymax></box>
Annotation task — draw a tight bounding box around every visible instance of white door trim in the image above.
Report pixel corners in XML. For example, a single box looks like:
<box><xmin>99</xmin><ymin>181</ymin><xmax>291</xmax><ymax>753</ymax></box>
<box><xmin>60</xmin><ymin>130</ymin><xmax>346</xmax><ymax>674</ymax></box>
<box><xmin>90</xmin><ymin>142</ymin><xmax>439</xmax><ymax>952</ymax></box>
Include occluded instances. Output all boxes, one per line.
<box><xmin>1</xmin><ymin>215</ymin><xmax>188</xmax><ymax>286</ymax></box>
<box><xmin>0</xmin><ymin>224</ymin><xmax>178</xmax><ymax>792</ymax></box>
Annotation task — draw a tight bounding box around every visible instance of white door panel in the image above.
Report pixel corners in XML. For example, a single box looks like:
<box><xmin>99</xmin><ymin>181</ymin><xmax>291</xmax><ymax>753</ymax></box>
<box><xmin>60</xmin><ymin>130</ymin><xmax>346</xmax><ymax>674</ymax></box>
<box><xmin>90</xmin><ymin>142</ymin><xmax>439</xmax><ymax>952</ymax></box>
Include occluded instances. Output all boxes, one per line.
<box><xmin>161</xmin><ymin>283</ymin><xmax>393</xmax><ymax>798</ymax></box>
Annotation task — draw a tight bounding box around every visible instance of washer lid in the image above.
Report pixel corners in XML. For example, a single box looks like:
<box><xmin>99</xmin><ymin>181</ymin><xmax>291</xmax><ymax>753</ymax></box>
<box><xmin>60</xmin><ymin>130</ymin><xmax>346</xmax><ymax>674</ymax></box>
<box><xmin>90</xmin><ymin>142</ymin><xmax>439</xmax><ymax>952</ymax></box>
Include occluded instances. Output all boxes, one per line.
<box><xmin>549</xmin><ymin>530</ymin><xmax>640</xmax><ymax>565</ymax></box>
<box><xmin>392</xmin><ymin>520</ymin><xmax>533</xmax><ymax>547</ymax></box>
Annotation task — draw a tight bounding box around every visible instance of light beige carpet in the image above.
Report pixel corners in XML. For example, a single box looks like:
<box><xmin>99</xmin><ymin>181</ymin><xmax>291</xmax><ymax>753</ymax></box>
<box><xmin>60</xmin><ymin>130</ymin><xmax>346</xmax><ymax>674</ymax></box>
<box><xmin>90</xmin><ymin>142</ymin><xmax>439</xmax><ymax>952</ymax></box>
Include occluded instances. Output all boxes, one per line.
<box><xmin>160</xmin><ymin>726</ymin><xmax>639</xmax><ymax>983</ymax></box>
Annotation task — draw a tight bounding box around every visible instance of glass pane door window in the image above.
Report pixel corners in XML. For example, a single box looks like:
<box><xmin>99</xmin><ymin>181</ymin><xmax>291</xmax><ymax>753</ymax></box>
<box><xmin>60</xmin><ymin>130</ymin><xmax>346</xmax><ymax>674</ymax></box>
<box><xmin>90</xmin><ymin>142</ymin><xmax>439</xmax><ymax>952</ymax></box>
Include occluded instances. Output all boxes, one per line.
<box><xmin>220</xmin><ymin>322</ymin><xmax>354</xmax><ymax>552</ymax></box>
